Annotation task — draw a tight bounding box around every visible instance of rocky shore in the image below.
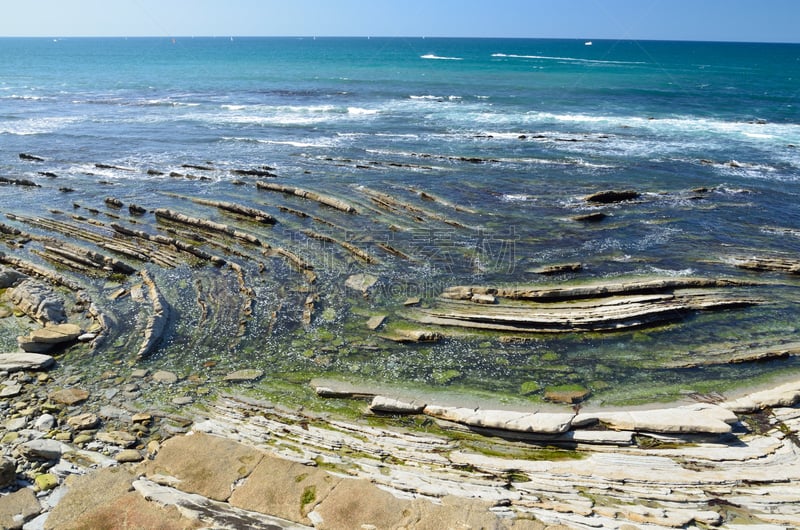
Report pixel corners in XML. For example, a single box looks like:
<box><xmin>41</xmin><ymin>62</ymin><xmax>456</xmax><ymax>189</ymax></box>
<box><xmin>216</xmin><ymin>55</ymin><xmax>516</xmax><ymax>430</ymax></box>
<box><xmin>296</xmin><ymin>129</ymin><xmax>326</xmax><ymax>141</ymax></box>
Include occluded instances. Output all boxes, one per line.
<box><xmin>0</xmin><ymin>357</ymin><xmax>798</xmax><ymax>529</ymax></box>
<box><xmin>2</xmin><ymin>155</ymin><xmax>800</xmax><ymax>528</ymax></box>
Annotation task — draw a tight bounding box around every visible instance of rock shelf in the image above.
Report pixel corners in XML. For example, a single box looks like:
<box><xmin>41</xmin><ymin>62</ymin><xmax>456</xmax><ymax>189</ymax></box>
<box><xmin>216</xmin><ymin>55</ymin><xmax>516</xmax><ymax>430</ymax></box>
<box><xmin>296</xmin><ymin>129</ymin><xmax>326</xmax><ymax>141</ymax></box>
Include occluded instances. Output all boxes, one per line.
<box><xmin>414</xmin><ymin>277</ymin><xmax>761</xmax><ymax>333</ymax></box>
<box><xmin>256</xmin><ymin>182</ymin><xmax>358</xmax><ymax>214</ymax></box>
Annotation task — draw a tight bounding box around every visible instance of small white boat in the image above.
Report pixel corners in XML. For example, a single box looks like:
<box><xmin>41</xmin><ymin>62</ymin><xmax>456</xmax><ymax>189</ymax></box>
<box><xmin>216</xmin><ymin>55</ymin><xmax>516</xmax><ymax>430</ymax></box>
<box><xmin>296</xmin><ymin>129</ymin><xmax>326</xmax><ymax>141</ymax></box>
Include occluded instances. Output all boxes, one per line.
<box><xmin>584</xmin><ymin>41</ymin><xmax>593</xmax><ymax>46</ymax></box>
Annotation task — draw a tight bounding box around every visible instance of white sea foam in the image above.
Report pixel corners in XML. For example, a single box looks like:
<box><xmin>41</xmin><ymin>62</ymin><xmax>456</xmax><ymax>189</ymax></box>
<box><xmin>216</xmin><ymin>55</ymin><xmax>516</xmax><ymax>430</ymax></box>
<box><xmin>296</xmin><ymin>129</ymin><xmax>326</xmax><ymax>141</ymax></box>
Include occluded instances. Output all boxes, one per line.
<box><xmin>0</xmin><ymin>116</ymin><xmax>78</xmax><ymax>136</ymax></box>
<box><xmin>492</xmin><ymin>53</ymin><xmax>646</xmax><ymax>66</ymax></box>
<box><xmin>420</xmin><ymin>54</ymin><xmax>463</xmax><ymax>61</ymax></box>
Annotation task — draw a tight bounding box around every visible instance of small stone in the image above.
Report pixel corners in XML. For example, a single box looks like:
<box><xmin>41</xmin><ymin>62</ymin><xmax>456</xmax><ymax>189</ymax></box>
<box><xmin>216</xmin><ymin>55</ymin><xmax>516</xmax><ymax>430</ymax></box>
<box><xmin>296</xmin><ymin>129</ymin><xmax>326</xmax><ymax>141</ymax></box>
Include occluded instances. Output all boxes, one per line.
<box><xmin>0</xmin><ymin>383</ymin><xmax>22</xmax><ymax>398</ymax></box>
<box><xmin>5</xmin><ymin>416</ymin><xmax>27</xmax><ymax>432</ymax></box>
<box><xmin>132</xmin><ymin>413</ymin><xmax>152</xmax><ymax>424</ymax></box>
<box><xmin>34</xmin><ymin>413</ymin><xmax>56</xmax><ymax>431</ymax></box>
<box><xmin>67</xmin><ymin>412</ymin><xmax>99</xmax><ymax>430</ymax></box>
<box><xmin>49</xmin><ymin>387</ymin><xmax>90</xmax><ymax>405</ymax></box>
<box><xmin>130</xmin><ymin>369</ymin><xmax>148</xmax><ymax>378</ymax></box>
<box><xmin>152</xmin><ymin>370</ymin><xmax>178</xmax><ymax>384</ymax></box>
<box><xmin>34</xmin><ymin>473</ymin><xmax>59</xmax><ymax>491</ymax></box>
<box><xmin>77</xmin><ymin>332</ymin><xmax>97</xmax><ymax>342</ymax></box>
<box><xmin>96</xmin><ymin>430</ymin><xmax>138</xmax><ymax>448</ymax></box>
<box><xmin>54</xmin><ymin>432</ymin><xmax>72</xmax><ymax>442</ymax></box>
<box><xmin>115</xmin><ymin>449</ymin><xmax>144</xmax><ymax>463</ymax></box>
<box><xmin>172</xmin><ymin>396</ymin><xmax>194</xmax><ymax>406</ymax></box>
<box><xmin>73</xmin><ymin>433</ymin><xmax>94</xmax><ymax>445</ymax></box>
<box><xmin>403</xmin><ymin>297</ymin><xmax>421</xmax><ymax>306</ymax></box>
<box><xmin>223</xmin><ymin>369</ymin><xmax>264</xmax><ymax>382</ymax></box>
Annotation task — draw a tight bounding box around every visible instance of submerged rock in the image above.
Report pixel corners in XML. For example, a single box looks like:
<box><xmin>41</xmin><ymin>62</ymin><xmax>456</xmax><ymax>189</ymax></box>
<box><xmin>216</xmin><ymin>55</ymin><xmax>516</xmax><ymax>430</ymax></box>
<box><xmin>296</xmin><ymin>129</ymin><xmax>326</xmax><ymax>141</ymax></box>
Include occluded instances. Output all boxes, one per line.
<box><xmin>584</xmin><ymin>189</ymin><xmax>640</xmax><ymax>204</ymax></box>
<box><xmin>345</xmin><ymin>273</ymin><xmax>378</xmax><ymax>293</ymax></box>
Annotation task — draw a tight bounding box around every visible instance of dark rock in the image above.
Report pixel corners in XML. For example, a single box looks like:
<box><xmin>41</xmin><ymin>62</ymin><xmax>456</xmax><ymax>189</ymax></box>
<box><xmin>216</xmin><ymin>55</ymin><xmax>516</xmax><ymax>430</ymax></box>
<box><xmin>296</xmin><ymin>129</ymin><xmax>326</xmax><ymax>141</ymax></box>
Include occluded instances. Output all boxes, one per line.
<box><xmin>104</xmin><ymin>197</ymin><xmax>123</xmax><ymax>208</ymax></box>
<box><xmin>0</xmin><ymin>176</ymin><xmax>40</xmax><ymax>187</ymax></box>
<box><xmin>0</xmin><ymin>457</ymin><xmax>16</xmax><ymax>488</ymax></box>
<box><xmin>38</xmin><ymin>171</ymin><xmax>58</xmax><ymax>178</ymax></box>
<box><xmin>231</xmin><ymin>168</ymin><xmax>278</xmax><ymax>178</ymax></box>
<box><xmin>128</xmin><ymin>204</ymin><xmax>146</xmax><ymax>215</ymax></box>
<box><xmin>584</xmin><ymin>190</ymin><xmax>640</xmax><ymax>204</ymax></box>
<box><xmin>529</xmin><ymin>262</ymin><xmax>583</xmax><ymax>275</ymax></box>
<box><xmin>146</xmin><ymin>169</ymin><xmax>165</xmax><ymax>176</ymax></box>
<box><xmin>19</xmin><ymin>153</ymin><xmax>45</xmax><ymax>162</ymax></box>
<box><xmin>95</xmin><ymin>163</ymin><xmax>134</xmax><ymax>172</ymax></box>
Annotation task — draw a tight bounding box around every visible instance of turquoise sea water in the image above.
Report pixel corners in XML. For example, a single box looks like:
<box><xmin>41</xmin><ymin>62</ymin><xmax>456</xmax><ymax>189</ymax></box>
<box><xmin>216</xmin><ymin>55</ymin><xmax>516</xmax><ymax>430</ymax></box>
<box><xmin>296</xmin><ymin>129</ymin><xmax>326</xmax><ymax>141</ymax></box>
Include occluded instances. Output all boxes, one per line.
<box><xmin>1</xmin><ymin>38</ymin><xmax>800</xmax><ymax>405</ymax></box>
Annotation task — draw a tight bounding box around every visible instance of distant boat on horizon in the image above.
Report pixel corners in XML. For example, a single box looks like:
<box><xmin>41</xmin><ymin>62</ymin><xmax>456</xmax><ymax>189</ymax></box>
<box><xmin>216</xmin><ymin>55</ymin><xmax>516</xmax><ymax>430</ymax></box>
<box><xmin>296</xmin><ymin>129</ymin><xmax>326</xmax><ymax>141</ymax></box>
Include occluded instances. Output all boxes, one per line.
<box><xmin>584</xmin><ymin>41</ymin><xmax>593</xmax><ymax>46</ymax></box>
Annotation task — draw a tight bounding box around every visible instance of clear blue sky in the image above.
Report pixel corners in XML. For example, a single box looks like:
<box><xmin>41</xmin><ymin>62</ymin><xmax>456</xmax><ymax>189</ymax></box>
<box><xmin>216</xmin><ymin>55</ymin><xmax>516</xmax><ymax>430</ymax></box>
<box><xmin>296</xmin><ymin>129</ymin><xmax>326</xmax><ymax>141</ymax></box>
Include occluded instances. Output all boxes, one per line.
<box><xmin>1</xmin><ymin>0</ymin><xmax>798</xmax><ymax>43</ymax></box>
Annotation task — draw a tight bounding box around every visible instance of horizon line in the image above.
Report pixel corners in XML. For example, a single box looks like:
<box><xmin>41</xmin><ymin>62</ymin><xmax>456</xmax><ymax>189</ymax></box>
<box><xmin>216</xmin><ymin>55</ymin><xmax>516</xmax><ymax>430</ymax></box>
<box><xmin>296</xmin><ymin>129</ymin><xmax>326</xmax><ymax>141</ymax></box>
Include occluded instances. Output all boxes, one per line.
<box><xmin>1</xmin><ymin>35</ymin><xmax>798</xmax><ymax>45</ymax></box>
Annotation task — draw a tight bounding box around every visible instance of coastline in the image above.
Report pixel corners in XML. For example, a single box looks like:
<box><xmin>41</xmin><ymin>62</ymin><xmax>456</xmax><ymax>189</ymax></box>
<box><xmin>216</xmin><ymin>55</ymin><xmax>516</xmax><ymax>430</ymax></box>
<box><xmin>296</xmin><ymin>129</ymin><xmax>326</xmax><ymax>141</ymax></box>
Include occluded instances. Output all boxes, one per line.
<box><xmin>1</xmin><ymin>368</ymin><xmax>798</xmax><ymax>529</ymax></box>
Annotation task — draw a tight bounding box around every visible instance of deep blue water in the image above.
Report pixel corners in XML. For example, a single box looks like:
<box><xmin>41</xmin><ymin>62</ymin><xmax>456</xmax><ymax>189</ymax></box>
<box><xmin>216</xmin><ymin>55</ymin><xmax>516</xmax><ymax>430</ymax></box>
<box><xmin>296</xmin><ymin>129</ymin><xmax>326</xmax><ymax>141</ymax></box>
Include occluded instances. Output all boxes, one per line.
<box><xmin>1</xmin><ymin>37</ymin><xmax>800</xmax><ymax>404</ymax></box>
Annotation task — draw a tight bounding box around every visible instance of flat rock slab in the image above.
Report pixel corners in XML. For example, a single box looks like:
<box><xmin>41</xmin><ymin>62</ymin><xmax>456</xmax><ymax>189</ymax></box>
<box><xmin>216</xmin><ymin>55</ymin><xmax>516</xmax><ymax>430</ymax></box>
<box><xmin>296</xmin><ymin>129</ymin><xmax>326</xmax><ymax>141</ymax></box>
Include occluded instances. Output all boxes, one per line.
<box><xmin>0</xmin><ymin>352</ymin><xmax>54</xmax><ymax>372</ymax></box>
<box><xmin>142</xmin><ymin>431</ymin><xmax>265</xmax><ymax>502</ymax></box>
<box><xmin>31</xmin><ymin>323</ymin><xmax>82</xmax><ymax>343</ymax></box>
<box><xmin>579</xmin><ymin>406</ymin><xmax>734</xmax><ymax>434</ymax></box>
<box><xmin>18</xmin><ymin>439</ymin><xmax>67</xmax><ymax>460</ymax></box>
<box><xmin>722</xmin><ymin>380</ymin><xmax>800</xmax><ymax>413</ymax></box>
<box><xmin>423</xmin><ymin>405</ymin><xmax>575</xmax><ymax>434</ymax></box>
<box><xmin>49</xmin><ymin>387</ymin><xmax>90</xmax><ymax>406</ymax></box>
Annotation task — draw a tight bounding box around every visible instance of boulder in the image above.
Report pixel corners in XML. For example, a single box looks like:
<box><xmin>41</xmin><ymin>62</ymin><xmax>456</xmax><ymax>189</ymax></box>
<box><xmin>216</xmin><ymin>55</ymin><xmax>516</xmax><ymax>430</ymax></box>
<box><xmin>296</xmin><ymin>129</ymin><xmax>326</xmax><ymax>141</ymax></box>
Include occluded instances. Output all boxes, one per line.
<box><xmin>18</xmin><ymin>439</ymin><xmax>66</xmax><ymax>461</ymax></box>
<box><xmin>0</xmin><ymin>352</ymin><xmax>55</xmax><ymax>372</ymax></box>
<box><xmin>7</xmin><ymin>279</ymin><xmax>67</xmax><ymax>324</ymax></box>
<box><xmin>67</xmin><ymin>412</ymin><xmax>99</xmax><ymax>430</ymax></box>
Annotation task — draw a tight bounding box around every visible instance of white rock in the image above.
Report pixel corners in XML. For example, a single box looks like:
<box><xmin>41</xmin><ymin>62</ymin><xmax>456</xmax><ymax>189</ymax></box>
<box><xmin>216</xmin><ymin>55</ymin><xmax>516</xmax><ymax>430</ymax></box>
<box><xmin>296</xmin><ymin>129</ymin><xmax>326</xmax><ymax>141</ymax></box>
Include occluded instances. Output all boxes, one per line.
<box><xmin>34</xmin><ymin>413</ymin><xmax>56</xmax><ymax>431</ymax></box>
<box><xmin>579</xmin><ymin>408</ymin><xmax>733</xmax><ymax>434</ymax></box>
<box><xmin>370</xmin><ymin>396</ymin><xmax>426</xmax><ymax>414</ymax></box>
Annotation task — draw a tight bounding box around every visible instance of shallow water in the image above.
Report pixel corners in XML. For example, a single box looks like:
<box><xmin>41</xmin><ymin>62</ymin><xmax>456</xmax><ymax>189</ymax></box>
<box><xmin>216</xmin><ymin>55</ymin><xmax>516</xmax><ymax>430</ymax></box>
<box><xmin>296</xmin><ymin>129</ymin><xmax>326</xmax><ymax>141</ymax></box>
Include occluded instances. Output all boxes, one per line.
<box><xmin>1</xmin><ymin>38</ymin><xmax>799</xmax><ymax>407</ymax></box>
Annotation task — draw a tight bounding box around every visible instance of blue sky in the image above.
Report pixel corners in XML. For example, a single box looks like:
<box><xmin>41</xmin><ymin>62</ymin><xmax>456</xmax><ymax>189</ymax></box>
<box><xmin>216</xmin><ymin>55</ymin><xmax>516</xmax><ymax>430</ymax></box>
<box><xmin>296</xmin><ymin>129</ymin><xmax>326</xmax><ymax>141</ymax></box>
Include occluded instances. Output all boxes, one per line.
<box><xmin>1</xmin><ymin>0</ymin><xmax>798</xmax><ymax>43</ymax></box>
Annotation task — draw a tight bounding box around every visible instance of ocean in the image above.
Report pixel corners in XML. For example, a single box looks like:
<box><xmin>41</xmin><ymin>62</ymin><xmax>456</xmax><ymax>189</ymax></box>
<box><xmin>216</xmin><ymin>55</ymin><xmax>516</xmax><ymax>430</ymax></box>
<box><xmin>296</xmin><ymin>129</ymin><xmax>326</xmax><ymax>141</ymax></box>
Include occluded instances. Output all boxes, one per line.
<box><xmin>1</xmin><ymin>37</ymin><xmax>799</xmax><ymax>406</ymax></box>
